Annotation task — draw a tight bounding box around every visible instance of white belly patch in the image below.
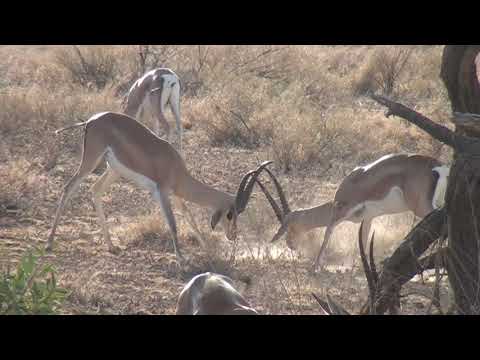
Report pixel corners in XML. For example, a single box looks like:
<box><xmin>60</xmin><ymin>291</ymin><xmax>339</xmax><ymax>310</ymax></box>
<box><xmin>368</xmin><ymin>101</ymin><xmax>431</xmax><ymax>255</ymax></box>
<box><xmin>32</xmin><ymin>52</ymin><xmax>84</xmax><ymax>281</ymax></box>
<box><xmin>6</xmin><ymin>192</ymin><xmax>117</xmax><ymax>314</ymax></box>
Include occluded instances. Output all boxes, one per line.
<box><xmin>105</xmin><ymin>148</ymin><xmax>157</xmax><ymax>193</ymax></box>
<box><xmin>345</xmin><ymin>186</ymin><xmax>408</xmax><ymax>222</ymax></box>
<box><xmin>432</xmin><ymin>165</ymin><xmax>450</xmax><ymax>209</ymax></box>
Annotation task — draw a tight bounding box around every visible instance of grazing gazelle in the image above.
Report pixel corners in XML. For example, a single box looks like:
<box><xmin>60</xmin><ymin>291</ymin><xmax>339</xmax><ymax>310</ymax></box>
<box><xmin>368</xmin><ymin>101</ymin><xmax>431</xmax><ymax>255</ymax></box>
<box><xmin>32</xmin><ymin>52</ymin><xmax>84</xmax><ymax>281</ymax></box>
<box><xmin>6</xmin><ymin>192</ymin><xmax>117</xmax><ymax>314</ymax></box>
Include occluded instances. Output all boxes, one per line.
<box><xmin>255</xmin><ymin>154</ymin><xmax>450</xmax><ymax>270</ymax></box>
<box><xmin>47</xmin><ymin>111</ymin><xmax>274</xmax><ymax>260</ymax></box>
<box><xmin>123</xmin><ymin>68</ymin><xmax>182</xmax><ymax>152</ymax></box>
<box><xmin>176</xmin><ymin>272</ymin><xmax>258</xmax><ymax>315</ymax></box>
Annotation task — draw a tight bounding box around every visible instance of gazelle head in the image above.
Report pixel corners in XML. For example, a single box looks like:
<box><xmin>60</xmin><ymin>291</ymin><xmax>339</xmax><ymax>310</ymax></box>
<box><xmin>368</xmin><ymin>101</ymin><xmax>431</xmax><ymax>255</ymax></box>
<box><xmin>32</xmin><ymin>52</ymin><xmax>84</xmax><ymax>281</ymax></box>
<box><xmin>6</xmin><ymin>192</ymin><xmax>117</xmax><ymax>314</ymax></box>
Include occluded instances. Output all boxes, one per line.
<box><xmin>210</xmin><ymin>161</ymin><xmax>276</xmax><ymax>241</ymax></box>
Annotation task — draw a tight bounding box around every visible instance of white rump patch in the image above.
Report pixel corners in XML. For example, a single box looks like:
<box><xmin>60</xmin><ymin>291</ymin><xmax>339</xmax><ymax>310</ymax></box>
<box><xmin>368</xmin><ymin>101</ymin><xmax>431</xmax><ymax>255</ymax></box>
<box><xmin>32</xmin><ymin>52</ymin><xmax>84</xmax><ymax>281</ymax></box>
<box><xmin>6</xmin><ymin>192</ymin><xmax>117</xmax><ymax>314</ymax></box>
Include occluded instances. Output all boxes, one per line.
<box><xmin>161</xmin><ymin>73</ymin><xmax>178</xmax><ymax>88</ymax></box>
<box><xmin>432</xmin><ymin>165</ymin><xmax>450</xmax><ymax>209</ymax></box>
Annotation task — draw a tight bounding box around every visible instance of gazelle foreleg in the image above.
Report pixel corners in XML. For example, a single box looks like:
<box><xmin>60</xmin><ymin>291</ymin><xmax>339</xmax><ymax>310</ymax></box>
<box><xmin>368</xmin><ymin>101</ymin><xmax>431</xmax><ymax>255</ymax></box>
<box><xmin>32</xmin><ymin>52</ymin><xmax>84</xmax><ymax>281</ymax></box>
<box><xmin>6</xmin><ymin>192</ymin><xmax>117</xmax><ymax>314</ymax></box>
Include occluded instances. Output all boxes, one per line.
<box><xmin>90</xmin><ymin>166</ymin><xmax>120</xmax><ymax>253</ymax></box>
<box><xmin>153</xmin><ymin>186</ymin><xmax>183</xmax><ymax>261</ymax></box>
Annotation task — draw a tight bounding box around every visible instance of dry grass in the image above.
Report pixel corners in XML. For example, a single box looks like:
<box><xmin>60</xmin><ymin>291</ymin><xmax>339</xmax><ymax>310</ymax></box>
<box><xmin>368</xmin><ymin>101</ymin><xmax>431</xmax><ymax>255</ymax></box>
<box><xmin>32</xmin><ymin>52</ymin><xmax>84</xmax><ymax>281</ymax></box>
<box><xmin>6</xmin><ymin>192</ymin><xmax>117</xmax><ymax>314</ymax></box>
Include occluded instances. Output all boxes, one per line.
<box><xmin>0</xmin><ymin>45</ymin><xmax>454</xmax><ymax>315</ymax></box>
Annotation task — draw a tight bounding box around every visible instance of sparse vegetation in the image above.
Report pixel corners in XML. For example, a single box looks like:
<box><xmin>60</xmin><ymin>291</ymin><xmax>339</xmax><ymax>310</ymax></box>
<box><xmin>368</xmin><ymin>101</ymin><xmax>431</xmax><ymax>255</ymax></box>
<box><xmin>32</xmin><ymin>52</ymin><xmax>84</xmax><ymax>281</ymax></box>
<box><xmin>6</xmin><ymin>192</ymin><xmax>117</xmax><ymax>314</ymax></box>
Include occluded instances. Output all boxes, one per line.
<box><xmin>0</xmin><ymin>45</ymin><xmax>454</xmax><ymax>314</ymax></box>
<box><xmin>0</xmin><ymin>248</ymin><xmax>68</xmax><ymax>314</ymax></box>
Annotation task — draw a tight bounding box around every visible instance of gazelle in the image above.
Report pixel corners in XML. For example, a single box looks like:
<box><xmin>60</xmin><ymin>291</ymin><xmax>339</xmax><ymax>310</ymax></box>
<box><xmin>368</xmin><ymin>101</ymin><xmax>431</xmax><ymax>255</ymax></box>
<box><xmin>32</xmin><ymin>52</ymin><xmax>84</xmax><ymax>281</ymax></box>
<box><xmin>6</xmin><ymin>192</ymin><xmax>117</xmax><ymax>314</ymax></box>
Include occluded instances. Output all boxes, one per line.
<box><xmin>47</xmin><ymin>111</ymin><xmax>274</xmax><ymax>260</ymax></box>
<box><xmin>123</xmin><ymin>68</ymin><xmax>182</xmax><ymax>152</ymax></box>
<box><xmin>176</xmin><ymin>272</ymin><xmax>258</xmax><ymax>315</ymax></box>
<box><xmin>255</xmin><ymin>153</ymin><xmax>450</xmax><ymax>270</ymax></box>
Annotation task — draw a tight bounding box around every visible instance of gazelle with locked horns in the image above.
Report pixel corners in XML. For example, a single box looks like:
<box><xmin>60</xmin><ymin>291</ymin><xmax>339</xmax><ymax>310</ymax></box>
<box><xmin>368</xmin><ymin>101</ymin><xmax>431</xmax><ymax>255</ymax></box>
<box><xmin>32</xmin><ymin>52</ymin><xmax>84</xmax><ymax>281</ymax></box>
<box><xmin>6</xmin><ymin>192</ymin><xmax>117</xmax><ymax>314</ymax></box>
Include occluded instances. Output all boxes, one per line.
<box><xmin>255</xmin><ymin>153</ymin><xmax>450</xmax><ymax>270</ymax></box>
<box><xmin>123</xmin><ymin>68</ymin><xmax>183</xmax><ymax>152</ymax></box>
<box><xmin>47</xmin><ymin>111</ymin><xmax>274</xmax><ymax>261</ymax></box>
<box><xmin>176</xmin><ymin>272</ymin><xmax>258</xmax><ymax>315</ymax></box>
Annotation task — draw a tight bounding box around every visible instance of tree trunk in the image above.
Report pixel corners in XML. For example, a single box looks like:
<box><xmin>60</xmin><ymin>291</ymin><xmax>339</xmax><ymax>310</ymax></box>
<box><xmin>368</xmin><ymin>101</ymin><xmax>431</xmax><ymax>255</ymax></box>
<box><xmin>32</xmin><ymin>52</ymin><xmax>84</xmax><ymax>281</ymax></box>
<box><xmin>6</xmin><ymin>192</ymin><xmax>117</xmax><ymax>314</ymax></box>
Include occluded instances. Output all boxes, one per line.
<box><xmin>439</xmin><ymin>45</ymin><xmax>480</xmax><ymax>314</ymax></box>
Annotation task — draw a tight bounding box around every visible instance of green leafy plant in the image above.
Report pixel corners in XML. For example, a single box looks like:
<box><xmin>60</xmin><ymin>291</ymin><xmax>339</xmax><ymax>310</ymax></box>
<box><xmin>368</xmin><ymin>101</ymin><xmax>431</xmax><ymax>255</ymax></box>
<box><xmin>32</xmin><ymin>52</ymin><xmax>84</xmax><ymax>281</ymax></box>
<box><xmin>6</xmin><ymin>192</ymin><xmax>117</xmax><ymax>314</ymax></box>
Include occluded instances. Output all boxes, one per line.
<box><xmin>0</xmin><ymin>248</ymin><xmax>68</xmax><ymax>314</ymax></box>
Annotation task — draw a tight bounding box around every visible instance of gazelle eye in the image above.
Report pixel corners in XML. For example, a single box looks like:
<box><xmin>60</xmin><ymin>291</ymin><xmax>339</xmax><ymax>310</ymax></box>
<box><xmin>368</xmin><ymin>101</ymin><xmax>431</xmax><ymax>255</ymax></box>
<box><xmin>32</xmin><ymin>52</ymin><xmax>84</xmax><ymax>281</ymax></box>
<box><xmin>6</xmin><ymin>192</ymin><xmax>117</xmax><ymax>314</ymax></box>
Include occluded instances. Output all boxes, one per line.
<box><xmin>226</xmin><ymin>211</ymin><xmax>233</xmax><ymax>220</ymax></box>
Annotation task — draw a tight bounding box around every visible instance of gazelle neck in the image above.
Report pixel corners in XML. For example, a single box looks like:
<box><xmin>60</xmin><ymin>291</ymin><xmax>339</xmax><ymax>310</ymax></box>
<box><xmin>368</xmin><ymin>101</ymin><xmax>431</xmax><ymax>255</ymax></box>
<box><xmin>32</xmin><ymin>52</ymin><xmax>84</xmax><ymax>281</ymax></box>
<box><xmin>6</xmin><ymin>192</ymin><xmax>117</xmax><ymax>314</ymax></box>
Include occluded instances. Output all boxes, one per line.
<box><xmin>293</xmin><ymin>201</ymin><xmax>333</xmax><ymax>232</ymax></box>
<box><xmin>175</xmin><ymin>172</ymin><xmax>234</xmax><ymax>209</ymax></box>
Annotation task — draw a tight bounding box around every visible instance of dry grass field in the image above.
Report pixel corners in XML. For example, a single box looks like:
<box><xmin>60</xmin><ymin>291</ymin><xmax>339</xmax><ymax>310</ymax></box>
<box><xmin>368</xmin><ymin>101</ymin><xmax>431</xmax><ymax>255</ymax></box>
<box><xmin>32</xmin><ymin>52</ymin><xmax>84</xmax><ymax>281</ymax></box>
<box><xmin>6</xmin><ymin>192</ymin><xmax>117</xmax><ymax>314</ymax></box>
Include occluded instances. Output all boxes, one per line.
<box><xmin>0</xmin><ymin>45</ymin><xmax>454</xmax><ymax>314</ymax></box>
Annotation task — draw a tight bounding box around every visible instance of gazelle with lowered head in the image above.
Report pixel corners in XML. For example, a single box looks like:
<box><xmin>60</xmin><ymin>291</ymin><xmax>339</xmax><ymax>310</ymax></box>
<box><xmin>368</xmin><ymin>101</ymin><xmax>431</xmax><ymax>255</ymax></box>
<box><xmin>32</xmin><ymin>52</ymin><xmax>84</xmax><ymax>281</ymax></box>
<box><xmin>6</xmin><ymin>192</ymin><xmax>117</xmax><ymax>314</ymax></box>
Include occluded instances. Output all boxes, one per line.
<box><xmin>123</xmin><ymin>68</ymin><xmax>182</xmax><ymax>152</ymax></box>
<box><xmin>255</xmin><ymin>154</ymin><xmax>450</xmax><ymax>271</ymax></box>
<box><xmin>47</xmin><ymin>111</ymin><xmax>274</xmax><ymax>261</ymax></box>
<box><xmin>176</xmin><ymin>272</ymin><xmax>258</xmax><ymax>315</ymax></box>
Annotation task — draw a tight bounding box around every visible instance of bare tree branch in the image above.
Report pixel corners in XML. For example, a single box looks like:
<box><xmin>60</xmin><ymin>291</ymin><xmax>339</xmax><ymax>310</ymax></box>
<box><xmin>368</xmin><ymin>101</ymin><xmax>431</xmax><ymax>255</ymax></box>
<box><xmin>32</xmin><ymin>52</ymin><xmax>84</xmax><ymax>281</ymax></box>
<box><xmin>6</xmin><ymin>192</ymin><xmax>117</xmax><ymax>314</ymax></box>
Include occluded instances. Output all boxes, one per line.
<box><xmin>370</xmin><ymin>94</ymin><xmax>458</xmax><ymax>147</ymax></box>
<box><xmin>370</xmin><ymin>93</ymin><xmax>480</xmax><ymax>157</ymax></box>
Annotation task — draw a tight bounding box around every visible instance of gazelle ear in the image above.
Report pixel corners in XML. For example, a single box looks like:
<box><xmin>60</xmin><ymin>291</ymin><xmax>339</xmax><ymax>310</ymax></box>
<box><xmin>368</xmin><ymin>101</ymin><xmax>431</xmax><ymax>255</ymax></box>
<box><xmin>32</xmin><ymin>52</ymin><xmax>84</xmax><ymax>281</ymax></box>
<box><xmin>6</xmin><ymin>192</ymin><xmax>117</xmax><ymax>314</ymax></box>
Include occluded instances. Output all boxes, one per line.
<box><xmin>211</xmin><ymin>209</ymin><xmax>223</xmax><ymax>230</ymax></box>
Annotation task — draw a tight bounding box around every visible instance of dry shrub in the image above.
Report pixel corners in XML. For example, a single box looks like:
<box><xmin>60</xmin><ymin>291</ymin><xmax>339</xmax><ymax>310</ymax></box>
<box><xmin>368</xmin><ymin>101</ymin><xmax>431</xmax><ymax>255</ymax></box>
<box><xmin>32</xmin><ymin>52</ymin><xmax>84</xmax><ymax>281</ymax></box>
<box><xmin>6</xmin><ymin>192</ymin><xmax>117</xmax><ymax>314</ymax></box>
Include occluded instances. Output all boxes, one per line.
<box><xmin>193</xmin><ymin>83</ymin><xmax>267</xmax><ymax>148</ymax></box>
<box><xmin>0</xmin><ymin>85</ymin><xmax>119</xmax><ymax>135</ymax></box>
<box><xmin>0</xmin><ymin>158</ymin><xmax>49</xmax><ymax>212</ymax></box>
<box><xmin>353</xmin><ymin>46</ymin><xmax>414</xmax><ymax>96</ymax></box>
<box><xmin>54</xmin><ymin>46</ymin><xmax>120</xmax><ymax>90</ymax></box>
<box><xmin>0</xmin><ymin>47</ymin><xmax>69</xmax><ymax>91</ymax></box>
<box><xmin>267</xmin><ymin>103</ymin><xmax>340</xmax><ymax>172</ymax></box>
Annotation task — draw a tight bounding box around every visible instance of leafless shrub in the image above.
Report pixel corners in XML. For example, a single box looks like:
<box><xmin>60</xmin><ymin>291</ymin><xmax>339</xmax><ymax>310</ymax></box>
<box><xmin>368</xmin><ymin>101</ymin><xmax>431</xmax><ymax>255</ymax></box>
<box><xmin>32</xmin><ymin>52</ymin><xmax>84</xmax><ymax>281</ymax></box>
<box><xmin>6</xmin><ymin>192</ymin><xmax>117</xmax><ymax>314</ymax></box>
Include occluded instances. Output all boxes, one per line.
<box><xmin>225</xmin><ymin>45</ymin><xmax>293</xmax><ymax>81</ymax></box>
<box><xmin>202</xmin><ymin>104</ymin><xmax>261</xmax><ymax>148</ymax></box>
<box><xmin>354</xmin><ymin>46</ymin><xmax>413</xmax><ymax>96</ymax></box>
<box><xmin>55</xmin><ymin>46</ymin><xmax>119</xmax><ymax>90</ymax></box>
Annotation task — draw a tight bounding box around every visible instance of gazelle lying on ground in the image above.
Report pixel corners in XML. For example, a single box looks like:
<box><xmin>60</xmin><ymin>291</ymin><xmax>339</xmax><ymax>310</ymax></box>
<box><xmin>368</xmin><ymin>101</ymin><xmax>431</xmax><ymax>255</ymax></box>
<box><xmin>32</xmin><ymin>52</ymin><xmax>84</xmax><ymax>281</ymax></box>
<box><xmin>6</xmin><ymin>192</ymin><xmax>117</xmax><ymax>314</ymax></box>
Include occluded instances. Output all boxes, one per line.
<box><xmin>176</xmin><ymin>272</ymin><xmax>258</xmax><ymax>315</ymax></box>
<box><xmin>123</xmin><ymin>68</ymin><xmax>182</xmax><ymax>152</ymax></box>
<box><xmin>256</xmin><ymin>154</ymin><xmax>450</xmax><ymax>270</ymax></box>
<box><xmin>47</xmin><ymin>111</ymin><xmax>273</xmax><ymax>260</ymax></box>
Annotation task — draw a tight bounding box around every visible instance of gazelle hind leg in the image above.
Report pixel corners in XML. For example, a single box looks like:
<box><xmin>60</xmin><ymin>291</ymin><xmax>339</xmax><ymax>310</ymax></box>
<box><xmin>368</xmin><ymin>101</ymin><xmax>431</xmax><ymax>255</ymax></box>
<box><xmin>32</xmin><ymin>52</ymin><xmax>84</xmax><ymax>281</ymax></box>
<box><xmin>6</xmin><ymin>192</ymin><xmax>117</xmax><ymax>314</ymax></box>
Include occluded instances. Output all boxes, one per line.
<box><xmin>153</xmin><ymin>187</ymin><xmax>183</xmax><ymax>261</ymax></box>
<box><xmin>47</xmin><ymin>140</ymin><xmax>107</xmax><ymax>251</ymax></box>
<box><xmin>90</xmin><ymin>166</ymin><xmax>120</xmax><ymax>253</ymax></box>
<box><xmin>46</xmin><ymin>173</ymin><xmax>88</xmax><ymax>251</ymax></box>
<box><xmin>150</xmin><ymin>88</ymin><xmax>171</xmax><ymax>139</ymax></box>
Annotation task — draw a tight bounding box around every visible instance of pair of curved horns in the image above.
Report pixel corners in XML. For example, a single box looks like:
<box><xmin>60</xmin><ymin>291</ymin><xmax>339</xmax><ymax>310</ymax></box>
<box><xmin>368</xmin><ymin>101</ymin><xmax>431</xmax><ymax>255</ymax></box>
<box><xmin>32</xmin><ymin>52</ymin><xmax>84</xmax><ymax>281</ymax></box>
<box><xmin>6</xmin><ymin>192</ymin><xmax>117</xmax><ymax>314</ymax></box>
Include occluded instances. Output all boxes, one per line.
<box><xmin>252</xmin><ymin>167</ymin><xmax>291</xmax><ymax>242</ymax></box>
<box><xmin>235</xmin><ymin>160</ymin><xmax>274</xmax><ymax>214</ymax></box>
